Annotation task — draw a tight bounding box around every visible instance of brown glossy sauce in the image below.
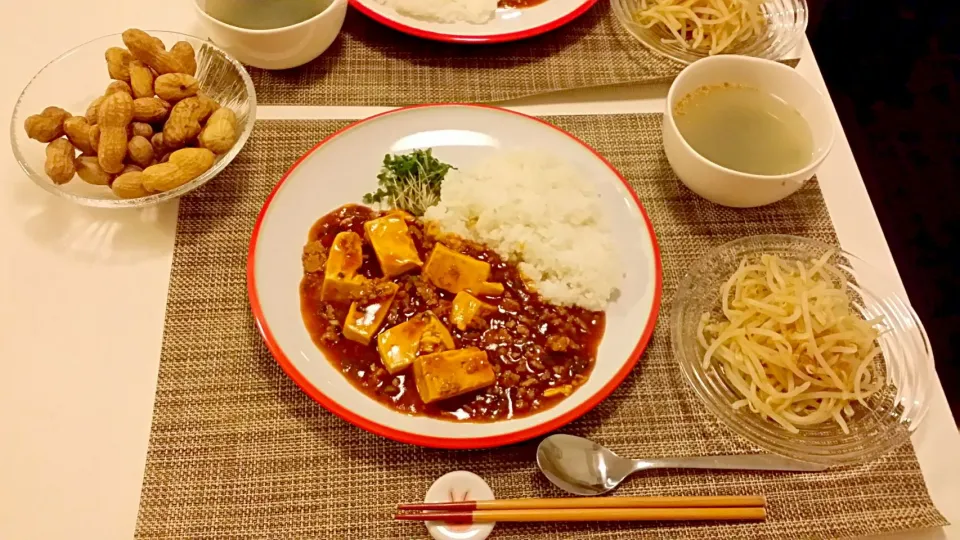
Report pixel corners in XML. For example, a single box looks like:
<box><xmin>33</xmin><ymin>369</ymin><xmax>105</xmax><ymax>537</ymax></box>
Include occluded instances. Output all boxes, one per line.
<box><xmin>498</xmin><ymin>0</ymin><xmax>549</xmax><ymax>8</ymax></box>
<box><xmin>300</xmin><ymin>204</ymin><xmax>605</xmax><ymax>422</ymax></box>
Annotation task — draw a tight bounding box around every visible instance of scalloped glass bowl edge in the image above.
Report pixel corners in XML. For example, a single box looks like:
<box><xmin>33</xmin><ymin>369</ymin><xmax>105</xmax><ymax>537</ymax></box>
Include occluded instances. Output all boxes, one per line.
<box><xmin>670</xmin><ymin>235</ymin><xmax>935</xmax><ymax>466</ymax></box>
<box><xmin>10</xmin><ymin>30</ymin><xmax>257</xmax><ymax>208</ymax></box>
<box><xmin>610</xmin><ymin>0</ymin><xmax>809</xmax><ymax>65</ymax></box>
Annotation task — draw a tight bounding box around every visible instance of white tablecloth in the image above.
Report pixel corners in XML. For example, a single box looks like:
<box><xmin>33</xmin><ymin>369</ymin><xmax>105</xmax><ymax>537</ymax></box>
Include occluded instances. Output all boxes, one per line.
<box><xmin>0</xmin><ymin>1</ymin><xmax>956</xmax><ymax>538</ymax></box>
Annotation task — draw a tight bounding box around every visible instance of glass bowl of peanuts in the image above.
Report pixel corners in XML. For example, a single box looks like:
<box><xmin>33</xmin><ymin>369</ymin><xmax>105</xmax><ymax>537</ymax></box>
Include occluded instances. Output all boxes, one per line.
<box><xmin>10</xmin><ymin>29</ymin><xmax>256</xmax><ymax>208</ymax></box>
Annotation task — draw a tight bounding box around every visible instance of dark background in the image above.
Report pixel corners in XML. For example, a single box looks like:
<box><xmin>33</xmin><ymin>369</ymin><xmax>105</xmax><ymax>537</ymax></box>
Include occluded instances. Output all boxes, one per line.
<box><xmin>806</xmin><ymin>1</ymin><xmax>958</xmax><ymax>420</ymax></box>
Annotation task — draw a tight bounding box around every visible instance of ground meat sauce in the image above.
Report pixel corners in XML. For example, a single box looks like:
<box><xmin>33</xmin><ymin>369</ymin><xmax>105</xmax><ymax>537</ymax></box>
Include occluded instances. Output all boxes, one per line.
<box><xmin>300</xmin><ymin>204</ymin><xmax>605</xmax><ymax>421</ymax></box>
<box><xmin>498</xmin><ymin>0</ymin><xmax>549</xmax><ymax>8</ymax></box>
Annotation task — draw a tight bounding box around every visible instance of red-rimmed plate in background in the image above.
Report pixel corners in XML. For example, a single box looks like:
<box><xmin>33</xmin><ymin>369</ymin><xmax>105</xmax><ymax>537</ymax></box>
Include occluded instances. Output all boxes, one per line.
<box><xmin>349</xmin><ymin>0</ymin><xmax>598</xmax><ymax>43</ymax></box>
<box><xmin>248</xmin><ymin>104</ymin><xmax>661</xmax><ymax>448</ymax></box>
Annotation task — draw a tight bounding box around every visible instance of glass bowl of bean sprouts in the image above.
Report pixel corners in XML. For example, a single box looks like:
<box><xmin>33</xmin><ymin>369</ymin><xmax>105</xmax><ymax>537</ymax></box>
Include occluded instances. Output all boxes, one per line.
<box><xmin>671</xmin><ymin>235</ymin><xmax>936</xmax><ymax>466</ymax></box>
<box><xmin>610</xmin><ymin>0</ymin><xmax>808</xmax><ymax>64</ymax></box>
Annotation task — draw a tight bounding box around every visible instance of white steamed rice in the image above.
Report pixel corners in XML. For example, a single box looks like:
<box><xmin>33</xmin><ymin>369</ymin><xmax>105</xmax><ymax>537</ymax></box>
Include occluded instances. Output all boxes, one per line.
<box><xmin>424</xmin><ymin>151</ymin><xmax>620</xmax><ymax>311</ymax></box>
<box><xmin>374</xmin><ymin>0</ymin><xmax>497</xmax><ymax>24</ymax></box>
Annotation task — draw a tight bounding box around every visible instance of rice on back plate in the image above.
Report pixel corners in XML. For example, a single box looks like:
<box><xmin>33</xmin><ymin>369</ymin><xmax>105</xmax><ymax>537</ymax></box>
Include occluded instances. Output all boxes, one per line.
<box><xmin>424</xmin><ymin>151</ymin><xmax>620</xmax><ymax>311</ymax></box>
<box><xmin>374</xmin><ymin>0</ymin><xmax>497</xmax><ymax>24</ymax></box>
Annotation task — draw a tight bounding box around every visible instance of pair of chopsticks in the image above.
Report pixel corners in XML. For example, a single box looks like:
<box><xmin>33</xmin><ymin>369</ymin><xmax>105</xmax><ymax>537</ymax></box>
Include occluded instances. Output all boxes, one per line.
<box><xmin>395</xmin><ymin>496</ymin><xmax>767</xmax><ymax>524</ymax></box>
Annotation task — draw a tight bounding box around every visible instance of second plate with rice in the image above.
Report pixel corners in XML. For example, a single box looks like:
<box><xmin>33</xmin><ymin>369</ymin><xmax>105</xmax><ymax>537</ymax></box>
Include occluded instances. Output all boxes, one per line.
<box><xmin>350</xmin><ymin>0</ymin><xmax>599</xmax><ymax>43</ymax></box>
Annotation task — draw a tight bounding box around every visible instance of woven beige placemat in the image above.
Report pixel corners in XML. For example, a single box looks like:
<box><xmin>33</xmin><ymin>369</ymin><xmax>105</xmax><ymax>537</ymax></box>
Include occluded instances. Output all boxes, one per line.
<box><xmin>136</xmin><ymin>115</ymin><xmax>946</xmax><ymax>539</ymax></box>
<box><xmin>248</xmin><ymin>4</ymin><xmax>797</xmax><ymax>106</ymax></box>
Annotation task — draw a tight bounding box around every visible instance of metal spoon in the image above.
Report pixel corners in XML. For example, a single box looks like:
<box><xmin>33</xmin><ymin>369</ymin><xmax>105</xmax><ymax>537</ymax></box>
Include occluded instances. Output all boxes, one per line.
<box><xmin>536</xmin><ymin>434</ymin><xmax>828</xmax><ymax>496</ymax></box>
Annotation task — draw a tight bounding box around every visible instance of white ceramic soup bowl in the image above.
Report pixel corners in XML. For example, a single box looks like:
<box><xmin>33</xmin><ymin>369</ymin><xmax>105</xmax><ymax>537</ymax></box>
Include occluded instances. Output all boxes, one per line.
<box><xmin>663</xmin><ymin>55</ymin><xmax>835</xmax><ymax>208</ymax></box>
<box><xmin>194</xmin><ymin>0</ymin><xmax>347</xmax><ymax>70</ymax></box>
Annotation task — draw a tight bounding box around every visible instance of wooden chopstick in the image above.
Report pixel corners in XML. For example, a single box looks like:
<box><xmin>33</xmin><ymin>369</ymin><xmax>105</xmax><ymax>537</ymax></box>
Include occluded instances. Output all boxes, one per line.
<box><xmin>395</xmin><ymin>507</ymin><xmax>767</xmax><ymax>523</ymax></box>
<box><xmin>398</xmin><ymin>495</ymin><xmax>766</xmax><ymax>511</ymax></box>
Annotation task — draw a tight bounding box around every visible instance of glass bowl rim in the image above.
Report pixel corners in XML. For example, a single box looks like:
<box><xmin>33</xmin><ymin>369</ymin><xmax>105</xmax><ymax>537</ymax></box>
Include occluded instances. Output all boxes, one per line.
<box><xmin>670</xmin><ymin>234</ymin><xmax>937</xmax><ymax>466</ymax></box>
<box><xmin>609</xmin><ymin>0</ymin><xmax>810</xmax><ymax>65</ymax></box>
<box><xmin>9</xmin><ymin>29</ymin><xmax>258</xmax><ymax>209</ymax></box>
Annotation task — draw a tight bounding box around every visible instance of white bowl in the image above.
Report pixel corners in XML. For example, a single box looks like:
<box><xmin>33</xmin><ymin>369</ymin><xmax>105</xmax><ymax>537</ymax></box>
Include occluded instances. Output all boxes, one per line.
<box><xmin>194</xmin><ymin>0</ymin><xmax>347</xmax><ymax>70</ymax></box>
<box><xmin>663</xmin><ymin>55</ymin><xmax>835</xmax><ymax>208</ymax></box>
<box><xmin>248</xmin><ymin>105</ymin><xmax>662</xmax><ymax>448</ymax></box>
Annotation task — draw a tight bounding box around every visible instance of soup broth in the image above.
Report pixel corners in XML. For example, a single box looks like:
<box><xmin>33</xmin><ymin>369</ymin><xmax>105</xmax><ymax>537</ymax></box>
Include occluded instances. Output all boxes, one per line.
<box><xmin>673</xmin><ymin>84</ymin><xmax>815</xmax><ymax>176</ymax></box>
<box><xmin>202</xmin><ymin>0</ymin><xmax>330</xmax><ymax>30</ymax></box>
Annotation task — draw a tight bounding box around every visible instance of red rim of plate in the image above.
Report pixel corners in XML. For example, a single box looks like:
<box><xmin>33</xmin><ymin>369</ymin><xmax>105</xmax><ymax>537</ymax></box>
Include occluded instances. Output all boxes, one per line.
<box><xmin>348</xmin><ymin>0</ymin><xmax>600</xmax><ymax>44</ymax></box>
<box><xmin>247</xmin><ymin>104</ymin><xmax>663</xmax><ymax>449</ymax></box>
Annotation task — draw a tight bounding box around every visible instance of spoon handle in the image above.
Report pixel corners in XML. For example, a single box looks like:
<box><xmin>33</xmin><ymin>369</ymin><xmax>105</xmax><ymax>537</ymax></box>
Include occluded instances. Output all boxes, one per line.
<box><xmin>633</xmin><ymin>454</ymin><xmax>827</xmax><ymax>473</ymax></box>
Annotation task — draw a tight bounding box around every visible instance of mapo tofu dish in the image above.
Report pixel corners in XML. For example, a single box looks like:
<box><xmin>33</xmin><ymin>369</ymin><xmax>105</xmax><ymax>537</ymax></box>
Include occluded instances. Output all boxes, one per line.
<box><xmin>300</xmin><ymin>204</ymin><xmax>606</xmax><ymax>421</ymax></box>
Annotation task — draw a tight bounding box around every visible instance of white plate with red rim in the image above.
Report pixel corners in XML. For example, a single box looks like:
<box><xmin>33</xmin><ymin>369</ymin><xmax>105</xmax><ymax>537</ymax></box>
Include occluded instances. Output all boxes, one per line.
<box><xmin>248</xmin><ymin>104</ymin><xmax>662</xmax><ymax>449</ymax></box>
<box><xmin>349</xmin><ymin>0</ymin><xmax>598</xmax><ymax>43</ymax></box>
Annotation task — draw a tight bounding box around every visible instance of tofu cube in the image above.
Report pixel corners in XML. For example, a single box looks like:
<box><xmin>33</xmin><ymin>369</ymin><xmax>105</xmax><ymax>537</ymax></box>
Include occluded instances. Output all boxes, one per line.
<box><xmin>321</xmin><ymin>274</ymin><xmax>367</xmax><ymax>304</ymax></box>
<box><xmin>450</xmin><ymin>291</ymin><xmax>494</xmax><ymax>331</ymax></box>
<box><xmin>376</xmin><ymin>312</ymin><xmax>455</xmax><ymax>375</ymax></box>
<box><xmin>422</xmin><ymin>244</ymin><xmax>503</xmax><ymax>296</ymax></box>
<box><xmin>474</xmin><ymin>281</ymin><xmax>504</xmax><ymax>296</ymax></box>
<box><xmin>321</xmin><ymin>231</ymin><xmax>366</xmax><ymax>302</ymax></box>
<box><xmin>325</xmin><ymin>231</ymin><xmax>364</xmax><ymax>276</ymax></box>
<box><xmin>412</xmin><ymin>348</ymin><xmax>496</xmax><ymax>404</ymax></box>
<box><xmin>364</xmin><ymin>214</ymin><xmax>423</xmax><ymax>277</ymax></box>
<box><xmin>342</xmin><ymin>281</ymin><xmax>399</xmax><ymax>345</ymax></box>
